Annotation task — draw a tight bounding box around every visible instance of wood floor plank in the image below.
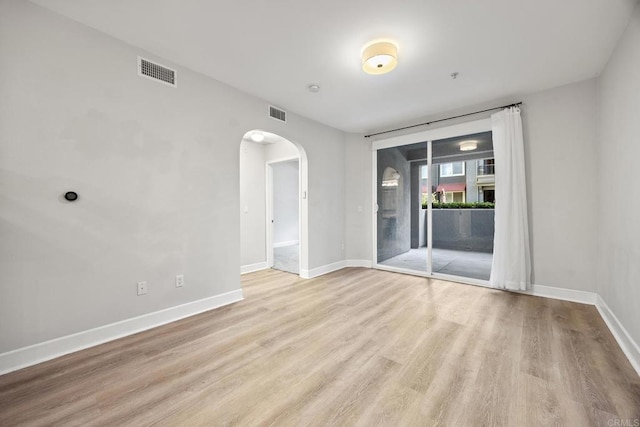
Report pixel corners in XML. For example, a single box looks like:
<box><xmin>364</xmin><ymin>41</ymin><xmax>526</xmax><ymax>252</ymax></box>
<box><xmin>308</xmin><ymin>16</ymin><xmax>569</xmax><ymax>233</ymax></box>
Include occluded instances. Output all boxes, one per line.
<box><xmin>0</xmin><ymin>267</ymin><xmax>638</xmax><ymax>426</ymax></box>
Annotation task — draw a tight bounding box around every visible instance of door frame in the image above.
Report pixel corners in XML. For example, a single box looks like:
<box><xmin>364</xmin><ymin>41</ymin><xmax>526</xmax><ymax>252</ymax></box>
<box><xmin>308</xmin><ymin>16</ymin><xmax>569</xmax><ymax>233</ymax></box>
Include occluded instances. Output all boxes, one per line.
<box><xmin>266</xmin><ymin>156</ymin><xmax>301</xmax><ymax>273</ymax></box>
<box><xmin>371</xmin><ymin>118</ymin><xmax>493</xmax><ymax>287</ymax></box>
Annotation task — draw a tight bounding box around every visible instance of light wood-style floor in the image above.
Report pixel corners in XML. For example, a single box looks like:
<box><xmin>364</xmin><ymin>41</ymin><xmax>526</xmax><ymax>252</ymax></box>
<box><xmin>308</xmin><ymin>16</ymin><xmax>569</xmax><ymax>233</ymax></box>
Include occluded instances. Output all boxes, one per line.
<box><xmin>1</xmin><ymin>268</ymin><xmax>639</xmax><ymax>426</ymax></box>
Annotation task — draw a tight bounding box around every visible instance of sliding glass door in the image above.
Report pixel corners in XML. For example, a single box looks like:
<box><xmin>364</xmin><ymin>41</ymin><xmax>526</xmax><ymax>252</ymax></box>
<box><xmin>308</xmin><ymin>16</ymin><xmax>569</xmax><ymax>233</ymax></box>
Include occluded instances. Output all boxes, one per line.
<box><xmin>374</xmin><ymin>127</ymin><xmax>495</xmax><ymax>284</ymax></box>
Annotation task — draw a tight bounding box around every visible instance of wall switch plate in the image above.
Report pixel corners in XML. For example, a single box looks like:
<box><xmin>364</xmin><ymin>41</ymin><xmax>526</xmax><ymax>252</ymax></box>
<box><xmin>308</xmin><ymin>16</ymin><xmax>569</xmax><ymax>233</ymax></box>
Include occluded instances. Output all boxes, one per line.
<box><xmin>176</xmin><ymin>275</ymin><xmax>184</xmax><ymax>288</ymax></box>
<box><xmin>137</xmin><ymin>281</ymin><xmax>147</xmax><ymax>296</ymax></box>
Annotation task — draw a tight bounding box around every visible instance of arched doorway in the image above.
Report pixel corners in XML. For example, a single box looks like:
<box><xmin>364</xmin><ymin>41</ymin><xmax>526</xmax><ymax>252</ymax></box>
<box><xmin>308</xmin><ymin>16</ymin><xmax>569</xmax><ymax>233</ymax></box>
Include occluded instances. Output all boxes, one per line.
<box><xmin>239</xmin><ymin>130</ymin><xmax>309</xmax><ymax>277</ymax></box>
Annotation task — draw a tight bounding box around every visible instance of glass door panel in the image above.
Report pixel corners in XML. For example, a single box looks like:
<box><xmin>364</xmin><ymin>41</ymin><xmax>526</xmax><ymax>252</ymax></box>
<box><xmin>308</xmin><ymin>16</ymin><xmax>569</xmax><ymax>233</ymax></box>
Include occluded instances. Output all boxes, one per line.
<box><xmin>376</xmin><ymin>143</ymin><xmax>428</xmax><ymax>272</ymax></box>
<box><xmin>430</xmin><ymin>132</ymin><xmax>494</xmax><ymax>281</ymax></box>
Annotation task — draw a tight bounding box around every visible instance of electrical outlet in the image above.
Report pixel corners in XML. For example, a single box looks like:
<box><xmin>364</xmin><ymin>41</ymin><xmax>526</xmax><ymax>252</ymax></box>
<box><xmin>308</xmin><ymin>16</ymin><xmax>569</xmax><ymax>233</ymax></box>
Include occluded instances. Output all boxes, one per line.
<box><xmin>176</xmin><ymin>274</ymin><xmax>184</xmax><ymax>288</ymax></box>
<box><xmin>137</xmin><ymin>281</ymin><xmax>147</xmax><ymax>296</ymax></box>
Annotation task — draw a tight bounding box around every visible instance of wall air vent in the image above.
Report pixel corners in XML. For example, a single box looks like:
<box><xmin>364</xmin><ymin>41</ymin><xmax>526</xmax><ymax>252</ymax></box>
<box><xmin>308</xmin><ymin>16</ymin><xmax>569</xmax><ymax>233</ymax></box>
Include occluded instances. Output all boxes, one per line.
<box><xmin>269</xmin><ymin>105</ymin><xmax>287</xmax><ymax>123</ymax></box>
<box><xmin>137</xmin><ymin>56</ymin><xmax>176</xmax><ymax>87</ymax></box>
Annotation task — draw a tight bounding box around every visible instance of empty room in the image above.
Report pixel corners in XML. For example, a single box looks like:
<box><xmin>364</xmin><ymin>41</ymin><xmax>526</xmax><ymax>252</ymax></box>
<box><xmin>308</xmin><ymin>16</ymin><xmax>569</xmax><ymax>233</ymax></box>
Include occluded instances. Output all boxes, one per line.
<box><xmin>1</xmin><ymin>0</ymin><xmax>639</xmax><ymax>425</ymax></box>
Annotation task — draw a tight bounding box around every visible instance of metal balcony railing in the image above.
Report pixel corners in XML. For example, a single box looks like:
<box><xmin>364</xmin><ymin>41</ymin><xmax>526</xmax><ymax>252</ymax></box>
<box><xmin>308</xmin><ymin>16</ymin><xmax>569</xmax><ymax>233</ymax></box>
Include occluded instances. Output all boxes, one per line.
<box><xmin>477</xmin><ymin>164</ymin><xmax>495</xmax><ymax>176</ymax></box>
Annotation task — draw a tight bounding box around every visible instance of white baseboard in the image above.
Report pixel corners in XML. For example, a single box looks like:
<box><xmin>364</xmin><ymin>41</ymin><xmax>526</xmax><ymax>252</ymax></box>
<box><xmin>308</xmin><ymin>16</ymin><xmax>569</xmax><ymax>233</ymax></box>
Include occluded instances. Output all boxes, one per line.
<box><xmin>300</xmin><ymin>260</ymin><xmax>347</xmax><ymax>279</ymax></box>
<box><xmin>298</xmin><ymin>259</ymin><xmax>371</xmax><ymax>279</ymax></box>
<box><xmin>240</xmin><ymin>261</ymin><xmax>269</xmax><ymax>275</ymax></box>
<box><xmin>273</xmin><ymin>240</ymin><xmax>299</xmax><ymax>248</ymax></box>
<box><xmin>0</xmin><ymin>289</ymin><xmax>244</xmax><ymax>376</ymax></box>
<box><xmin>527</xmin><ymin>284</ymin><xmax>597</xmax><ymax>305</ymax></box>
<box><xmin>595</xmin><ymin>295</ymin><xmax>640</xmax><ymax>377</ymax></box>
<box><xmin>346</xmin><ymin>259</ymin><xmax>373</xmax><ymax>268</ymax></box>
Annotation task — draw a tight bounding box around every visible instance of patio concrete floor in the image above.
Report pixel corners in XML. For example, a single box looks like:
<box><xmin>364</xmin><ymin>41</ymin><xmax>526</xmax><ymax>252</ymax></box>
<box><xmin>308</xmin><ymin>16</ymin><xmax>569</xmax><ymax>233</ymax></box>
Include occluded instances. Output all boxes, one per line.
<box><xmin>379</xmin><ymin>247</ymin><xmax>492</xmax><ymax>281</ymax></box>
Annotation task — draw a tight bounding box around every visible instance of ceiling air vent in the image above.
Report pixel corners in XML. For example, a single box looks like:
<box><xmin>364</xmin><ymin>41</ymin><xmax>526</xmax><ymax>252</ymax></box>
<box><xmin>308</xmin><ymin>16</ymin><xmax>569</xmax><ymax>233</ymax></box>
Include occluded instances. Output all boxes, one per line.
<box><xmin>269</xmin><ymin>105</ymin><xmax>287</xmax><ymax>123</ymax></box>
<box><xmin>137</xmin><ymin>56</ymin><xmax>176</xmax><ymax>87</ymax></box>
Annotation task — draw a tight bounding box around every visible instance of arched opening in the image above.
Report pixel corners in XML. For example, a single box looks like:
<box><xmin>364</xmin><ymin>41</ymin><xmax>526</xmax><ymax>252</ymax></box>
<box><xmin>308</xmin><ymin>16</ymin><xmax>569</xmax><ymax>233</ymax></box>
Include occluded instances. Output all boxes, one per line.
<box><xmin>239</xmin><ymin>130</ymin><xmax>309</xmax><ymax>277</ymax></box>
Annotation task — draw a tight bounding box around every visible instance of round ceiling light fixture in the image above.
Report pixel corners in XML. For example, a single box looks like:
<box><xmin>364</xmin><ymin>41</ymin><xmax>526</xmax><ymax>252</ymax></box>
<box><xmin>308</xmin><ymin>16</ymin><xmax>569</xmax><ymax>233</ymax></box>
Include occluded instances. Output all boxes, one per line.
<box><xmin>460</xmin><ymin>140</ymin><xmax>478</xmax><ymax>151</ymax></box>
<box><xmin>308</xmin><ymin>84</ymin><xmax>320</xmax><ymax>93</ymax></box>
<box><xmin>362</xmin><ymin>41</ymin><xmax>398</xmax><ymax>75</ymax></box>
<box><xmin>250</xmin><ymin>131</ymin><xmax>265</xmax><ymax>143</ymax></box>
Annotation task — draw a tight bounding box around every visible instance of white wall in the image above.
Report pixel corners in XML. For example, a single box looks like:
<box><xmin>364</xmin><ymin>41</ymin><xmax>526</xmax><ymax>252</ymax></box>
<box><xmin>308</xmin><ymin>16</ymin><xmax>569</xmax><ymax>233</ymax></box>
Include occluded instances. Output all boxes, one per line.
<box><xmin>344</xmin><ymin>133</ymin><xmax>372</xmax><ymax>261</ymax></box>
<box><xmin>240</xmin><ymin>141</ymin><xmax>266</xmax><ymax>266</ymax></box>
<box><xmin>597</xmin><ymin>3</ymin><xmax>640</xmax><ymax>346</ymax></box>
<box><xmin>0</xmin><ymin>0</ymin><xmax>345</xmax><ymax>354</ymax></box>
<box><xmin>522</xmin><ymin>79</ymin><xmax>599</xmax><ymax>292</ymax></box>
<box><xmin>346</xmin><ymin>79</ymin><xmax>599</xmax><ymax>292</ymax></box>
<box><xmin>265</xmin><ymin>139</ymin><xmax>299</xmax><ymax>161</ymax></box>
<box><xmin>272</xmin><ymin>160</ymin><xmax>299</xmax><ymax>245</ymax></box>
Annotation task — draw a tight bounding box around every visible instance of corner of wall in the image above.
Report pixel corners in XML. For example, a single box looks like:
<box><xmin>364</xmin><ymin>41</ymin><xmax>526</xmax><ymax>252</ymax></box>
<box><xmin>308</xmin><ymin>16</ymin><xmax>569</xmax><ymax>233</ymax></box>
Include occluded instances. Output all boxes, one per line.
<box><xmin>592</xmin><ymin>1</ymin><xmax>640</xmax><ymax>376</ymax></box>
<box><xmin>596</xmin><ymin>295</ymin><xmax>640</xmax><ymax>376</ymax></box>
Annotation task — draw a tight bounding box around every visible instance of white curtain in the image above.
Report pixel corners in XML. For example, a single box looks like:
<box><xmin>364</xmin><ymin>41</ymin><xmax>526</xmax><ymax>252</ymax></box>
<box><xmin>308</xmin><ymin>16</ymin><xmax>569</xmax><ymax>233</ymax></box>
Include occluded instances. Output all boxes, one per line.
<box><xmin>489</xmin><ymin>107</ymin><xmax>531</xmax><ymax>291</ymax></box>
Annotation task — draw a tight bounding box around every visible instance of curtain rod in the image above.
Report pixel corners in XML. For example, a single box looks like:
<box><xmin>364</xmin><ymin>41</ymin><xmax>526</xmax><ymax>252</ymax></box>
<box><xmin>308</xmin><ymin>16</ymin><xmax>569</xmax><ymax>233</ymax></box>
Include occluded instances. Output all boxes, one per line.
<box><xmin>363</xmin><ymin>102</ymin><xmax>522</xmax><ymax>139</ymax></box>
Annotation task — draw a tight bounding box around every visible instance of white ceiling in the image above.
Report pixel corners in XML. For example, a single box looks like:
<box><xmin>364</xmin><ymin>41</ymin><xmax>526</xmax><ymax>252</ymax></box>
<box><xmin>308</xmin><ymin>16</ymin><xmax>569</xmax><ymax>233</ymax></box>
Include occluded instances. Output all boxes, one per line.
<box><xmin>31</xmin><ymin>0</ymin><xmax>637</xmax><ymax>133</ymax></box>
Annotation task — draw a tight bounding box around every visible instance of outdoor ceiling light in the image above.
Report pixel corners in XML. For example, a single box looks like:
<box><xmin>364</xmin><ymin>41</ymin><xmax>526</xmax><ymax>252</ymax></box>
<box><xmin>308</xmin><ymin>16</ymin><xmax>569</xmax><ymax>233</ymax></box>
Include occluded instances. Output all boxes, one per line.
<box><xmin>362</xmin><ymin>42</ymin><xmax>398</xmax><ymax>75</ymax></box>
<box><xmin>250</xmin><ymin>131</ymin><xmax>265</xmax><ymax>143</ymax></box>
<box><xmin>460</xmin><ymin>140</ymin><xmax>478</xmax><ymax>151</ymax></box>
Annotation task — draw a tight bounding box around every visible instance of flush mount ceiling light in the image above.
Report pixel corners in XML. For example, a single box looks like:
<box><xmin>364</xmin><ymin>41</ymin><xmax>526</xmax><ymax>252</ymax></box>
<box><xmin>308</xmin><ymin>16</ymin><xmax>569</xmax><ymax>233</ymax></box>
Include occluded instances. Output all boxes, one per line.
<box><xmin>362</xmin><ymin>41</ymin><xmax>398</xmax><ymax>75</ymax></box>
<box><xmin>250</xmin><ymin>131</ymin><xmax>265</xmax><ymax>143</ymax></box>
<box><xmin>460</xmin><ymin>140</ymin><xmax>478</xmax><ymax>151</ymax></box>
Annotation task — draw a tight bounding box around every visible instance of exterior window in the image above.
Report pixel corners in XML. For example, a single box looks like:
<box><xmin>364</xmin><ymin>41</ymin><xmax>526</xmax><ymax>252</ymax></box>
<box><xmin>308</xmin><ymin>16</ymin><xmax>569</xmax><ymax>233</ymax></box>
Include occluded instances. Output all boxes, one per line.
<box><xmin>443</xmin><ymin>191</ymin><xmax>465</xmax><ymax>203</ymax></box>
<box><xmin>439</xmin><ymin>162</ymin><xmax>465</xmax><ymax>177</ymax></box>
<box><xmin>482</xmin><ymin>189</ymin><xmax>495</xmax><ymax>203</ymax></box>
